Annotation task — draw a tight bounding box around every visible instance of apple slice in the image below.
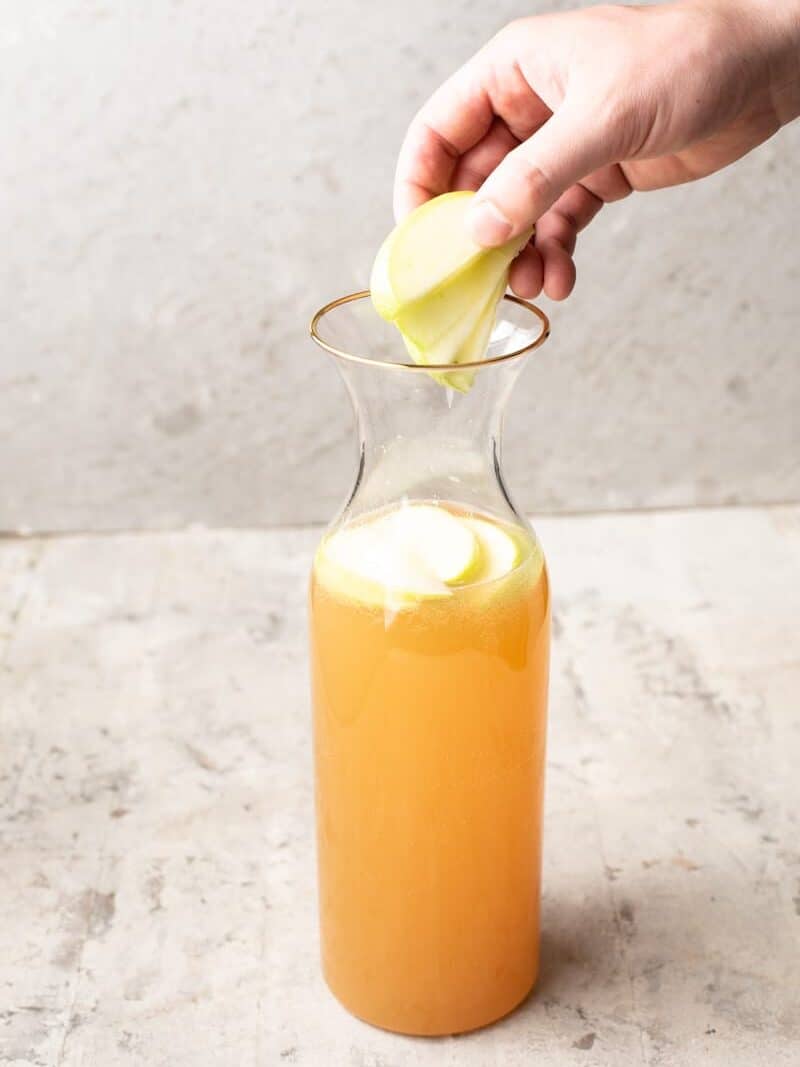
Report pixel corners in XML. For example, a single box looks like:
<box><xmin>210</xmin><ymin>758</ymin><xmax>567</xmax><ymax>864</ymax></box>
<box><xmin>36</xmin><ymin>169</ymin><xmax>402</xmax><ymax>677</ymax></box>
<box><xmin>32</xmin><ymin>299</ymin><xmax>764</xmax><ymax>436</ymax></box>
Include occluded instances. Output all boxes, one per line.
<box><xmin>400</xmin><ymin>283</ymin><xmax>493</xmax><ymax>370</ymax></box>
<box><xmin>320</xmin><ymin>523</ymin><xmax>449</xmax><ymax>604</ymax></box>
<box><xmin>370</xmin><ymin>191</ymin><xmax>482</xmax><ymax>320</ymax></box>
<box><xmin>463</xmin><ymin>516</ymin><xmax>522</xmax><ymax>582</ymax></box>
<box><xmin>370</xmin><ymin>191</ymin><xmax>531</xmax><ymax>389</ymax></box>
<box><xmin>392</xmin><ymin>241</ymin><xmax>523</xmax><ymax>350</ymax></box>
<box><xmin>318</xmin><ymin>503</ymin><xmax>480</xmax><ymax>606</ymax></box>
<box><xmin>390</xmin><ymin>504</ymin><xmax>480</xmax><ymax>585</ymax></box>
<box><xmin>405</xmin><ymin>275</ymin><xmax>506</xmax><ymax>392</ymax></box>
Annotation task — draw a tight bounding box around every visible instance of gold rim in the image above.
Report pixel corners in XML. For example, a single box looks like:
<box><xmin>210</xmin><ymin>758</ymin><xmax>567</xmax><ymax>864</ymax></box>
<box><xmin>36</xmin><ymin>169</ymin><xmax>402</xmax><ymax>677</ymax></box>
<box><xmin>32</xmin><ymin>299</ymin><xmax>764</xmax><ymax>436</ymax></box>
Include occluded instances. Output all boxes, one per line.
<box><xmin>309</xmin><ymin>290</ymin><xmax>550</xmax><ymax>372</ymax></box>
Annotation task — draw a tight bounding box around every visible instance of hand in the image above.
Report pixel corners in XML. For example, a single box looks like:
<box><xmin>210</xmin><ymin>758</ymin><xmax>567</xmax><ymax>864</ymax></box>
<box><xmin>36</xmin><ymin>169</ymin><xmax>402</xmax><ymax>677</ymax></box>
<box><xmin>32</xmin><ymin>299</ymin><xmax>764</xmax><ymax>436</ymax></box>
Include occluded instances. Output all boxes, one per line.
<box><xmin>394</xmin><ymin>1</ymin><xmax>800</xmax><ymax>300</ymax></box>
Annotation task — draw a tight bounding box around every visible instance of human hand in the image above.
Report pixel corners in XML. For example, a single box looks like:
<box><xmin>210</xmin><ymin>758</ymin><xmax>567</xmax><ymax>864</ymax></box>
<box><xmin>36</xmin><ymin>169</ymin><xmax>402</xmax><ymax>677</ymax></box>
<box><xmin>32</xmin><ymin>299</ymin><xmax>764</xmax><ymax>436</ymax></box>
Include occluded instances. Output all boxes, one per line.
<box><xmin>394</xmin><ymin>1</ymin><xmax>800</xmax><ymax>300</ymax></box>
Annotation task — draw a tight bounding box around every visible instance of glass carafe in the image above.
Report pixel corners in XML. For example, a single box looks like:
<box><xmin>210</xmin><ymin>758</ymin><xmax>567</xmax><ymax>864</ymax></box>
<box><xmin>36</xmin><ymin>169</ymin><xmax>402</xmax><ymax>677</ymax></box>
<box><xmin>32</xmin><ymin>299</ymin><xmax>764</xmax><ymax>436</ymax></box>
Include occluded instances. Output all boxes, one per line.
<box><xmin>308</xmin><ymin>291</ymin><xmax>551</xmax><ymax>1036</ymax></box>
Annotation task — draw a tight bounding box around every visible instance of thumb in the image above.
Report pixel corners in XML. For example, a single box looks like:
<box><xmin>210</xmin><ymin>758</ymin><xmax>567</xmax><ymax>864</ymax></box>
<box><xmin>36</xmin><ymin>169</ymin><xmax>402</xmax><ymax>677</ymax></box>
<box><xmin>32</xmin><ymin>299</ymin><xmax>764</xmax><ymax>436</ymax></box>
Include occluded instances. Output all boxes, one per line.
<box><xmin>466</xmin><ymin>102</ymin><xmax>613</xmax><ymax>246</ymax></box>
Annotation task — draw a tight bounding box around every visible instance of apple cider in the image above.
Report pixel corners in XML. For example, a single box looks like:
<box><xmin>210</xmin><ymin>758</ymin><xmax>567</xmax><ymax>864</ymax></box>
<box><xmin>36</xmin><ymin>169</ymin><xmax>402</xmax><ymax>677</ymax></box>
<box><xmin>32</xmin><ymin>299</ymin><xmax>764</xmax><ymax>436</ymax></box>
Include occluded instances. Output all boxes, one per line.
<box><xmin>309</xmin><ymin>502</ymin><xmax>550</xmax><ymax>1035</ymax></box>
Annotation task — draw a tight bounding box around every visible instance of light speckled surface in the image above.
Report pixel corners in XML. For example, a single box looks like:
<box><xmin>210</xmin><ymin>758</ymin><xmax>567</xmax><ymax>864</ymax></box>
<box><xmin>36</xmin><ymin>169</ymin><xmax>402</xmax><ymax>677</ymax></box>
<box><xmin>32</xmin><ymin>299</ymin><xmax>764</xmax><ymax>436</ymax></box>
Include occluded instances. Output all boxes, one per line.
<box><xmin>1</xmin><ymin>1</ymin><xmax>799</xmax><ymax>532</ymax></box>
<box><xmin>2</xmin><ymin>506</ymin><xmax>799</xmax><ymax>1065</ymax></box>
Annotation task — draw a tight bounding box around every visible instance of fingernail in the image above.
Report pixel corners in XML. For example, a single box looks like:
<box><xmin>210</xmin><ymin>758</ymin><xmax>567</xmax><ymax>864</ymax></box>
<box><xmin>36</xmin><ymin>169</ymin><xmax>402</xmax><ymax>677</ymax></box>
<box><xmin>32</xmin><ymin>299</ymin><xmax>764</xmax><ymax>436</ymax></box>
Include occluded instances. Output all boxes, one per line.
<box><xmin>468</xmin><ymin>199</ymin><xmax>513</xmax><ymax>246</ymax></box>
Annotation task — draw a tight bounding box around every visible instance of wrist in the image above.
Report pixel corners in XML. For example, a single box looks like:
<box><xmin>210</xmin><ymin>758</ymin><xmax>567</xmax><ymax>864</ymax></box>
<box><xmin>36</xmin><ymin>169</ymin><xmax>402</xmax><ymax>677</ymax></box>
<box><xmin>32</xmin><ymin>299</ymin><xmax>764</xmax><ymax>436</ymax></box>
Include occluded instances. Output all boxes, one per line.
<box><xmin>702</xmin><ymin>0</ymin><xmax>800</xmax><ymax>124</ymax></box>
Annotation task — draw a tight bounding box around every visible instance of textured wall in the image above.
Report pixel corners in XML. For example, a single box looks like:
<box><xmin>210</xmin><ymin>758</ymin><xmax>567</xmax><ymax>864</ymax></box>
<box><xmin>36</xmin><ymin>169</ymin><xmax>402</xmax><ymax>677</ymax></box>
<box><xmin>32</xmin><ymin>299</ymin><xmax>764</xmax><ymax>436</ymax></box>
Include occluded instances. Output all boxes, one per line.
<box><xmin>2</xmin><ymin>0</ymin><xmax>798</xmax><ymax>532</ymax></box>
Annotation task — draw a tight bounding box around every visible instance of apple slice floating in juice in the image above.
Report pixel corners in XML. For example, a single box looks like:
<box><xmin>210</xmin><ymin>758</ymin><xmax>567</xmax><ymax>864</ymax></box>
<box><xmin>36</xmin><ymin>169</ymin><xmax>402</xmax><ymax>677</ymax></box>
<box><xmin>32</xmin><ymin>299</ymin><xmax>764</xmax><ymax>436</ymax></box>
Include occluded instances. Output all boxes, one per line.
<box><xmin>390</xmin><ymin>504</ymin><xmax>481</xmax><ymax>585</ymax></box>
<box><xmin>318</xmin><ymin>503</ymin><xmax>480</xmax><ymax>605</ymax></box>
<box><xmin>316</xmin><ymin>502</ymin><xmax>527</xmax><ymax>608</ymax></box>
<box><xmin>463</xmin><ymin>515</ymin><xmax>521</xmax><ymax>582</ymax></box>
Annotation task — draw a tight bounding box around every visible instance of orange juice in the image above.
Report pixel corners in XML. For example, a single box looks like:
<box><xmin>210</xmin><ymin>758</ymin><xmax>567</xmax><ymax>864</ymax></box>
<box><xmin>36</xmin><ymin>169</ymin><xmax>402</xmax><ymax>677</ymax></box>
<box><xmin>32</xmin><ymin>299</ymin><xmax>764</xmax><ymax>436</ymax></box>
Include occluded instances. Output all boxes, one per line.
<box><xmin>309</xmin><ymin>502</ymin><xmax>549</xmax><ymax>1035</ymax></box>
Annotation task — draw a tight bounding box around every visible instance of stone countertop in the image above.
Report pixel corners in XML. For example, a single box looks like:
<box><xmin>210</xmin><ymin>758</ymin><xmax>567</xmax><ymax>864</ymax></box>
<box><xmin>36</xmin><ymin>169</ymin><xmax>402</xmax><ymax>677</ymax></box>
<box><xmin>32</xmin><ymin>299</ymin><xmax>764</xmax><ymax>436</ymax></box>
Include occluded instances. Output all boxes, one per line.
<box><xmin>1</xmin><ymin>507</ymin><xmax>799</xmax><ymax>1066</ymax></box>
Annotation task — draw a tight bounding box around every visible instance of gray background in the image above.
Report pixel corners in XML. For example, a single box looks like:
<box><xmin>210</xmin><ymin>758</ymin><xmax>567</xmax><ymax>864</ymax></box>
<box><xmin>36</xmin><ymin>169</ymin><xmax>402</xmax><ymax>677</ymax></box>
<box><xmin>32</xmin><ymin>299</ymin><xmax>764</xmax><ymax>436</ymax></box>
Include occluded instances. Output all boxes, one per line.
<box><xmin>2</xmin><ymin>0</ymin><xmax>798</xmax><ymax>533</ymax></box>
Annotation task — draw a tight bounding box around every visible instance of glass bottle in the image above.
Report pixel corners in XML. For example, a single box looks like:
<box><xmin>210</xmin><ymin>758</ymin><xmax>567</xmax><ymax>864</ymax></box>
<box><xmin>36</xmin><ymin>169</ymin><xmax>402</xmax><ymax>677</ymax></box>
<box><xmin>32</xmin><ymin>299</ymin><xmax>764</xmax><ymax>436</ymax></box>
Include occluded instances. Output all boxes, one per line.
<box><xmin>308</xmin><ymin>290</ymin><xmax>551</xmax><ymax>1036</ymax></box>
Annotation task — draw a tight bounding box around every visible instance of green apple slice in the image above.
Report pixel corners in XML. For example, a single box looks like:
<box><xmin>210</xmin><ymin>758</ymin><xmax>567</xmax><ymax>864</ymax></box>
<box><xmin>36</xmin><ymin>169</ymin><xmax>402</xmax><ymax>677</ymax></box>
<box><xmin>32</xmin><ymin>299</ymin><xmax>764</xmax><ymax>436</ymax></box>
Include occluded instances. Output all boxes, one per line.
<box><xmin>406</xmin><ymin>275</ymin><xmax>506</xmax><ymax>392</ymax></box>
<box><xmin>318</xmin><ymin>503</ymin><xmax>480</xmax><ymax>605</ymax></box>
<box><xmin>392</xmin><ymin>240</ymin><xmax>524</xmax><ymax>350</ymax></box>
<box><xmin>390</xmin><ymin>504</ymin><xmax>480</xmax><ymax>585</ymax></box>
<box><xmin>370</xmin><ymin>191</ymin><xmax>531</xmax><ymax>391</ymax></box>
<box><xmin>371</xmin><ymin>191</ymin><xmax>482</xmax><ymax>320</ymax></box>
<box><xmin>320</xmin><ymin>523</ymin><xmax>449</xmax><ymax>604</ymax></box>
<box><xmin>463</xmin><ymin>516</ymin><xmax>522</xmax><ymax>582</ymax></box>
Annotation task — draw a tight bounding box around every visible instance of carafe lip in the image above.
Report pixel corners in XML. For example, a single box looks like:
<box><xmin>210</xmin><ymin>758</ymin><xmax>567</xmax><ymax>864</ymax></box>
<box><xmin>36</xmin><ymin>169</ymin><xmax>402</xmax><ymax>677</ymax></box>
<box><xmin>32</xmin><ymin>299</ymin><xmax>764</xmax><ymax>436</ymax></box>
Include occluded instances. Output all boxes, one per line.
<box><xmin>309</xmin><ymin>290</ymin><xmax>550</xmax><ymax>372</ymax></box>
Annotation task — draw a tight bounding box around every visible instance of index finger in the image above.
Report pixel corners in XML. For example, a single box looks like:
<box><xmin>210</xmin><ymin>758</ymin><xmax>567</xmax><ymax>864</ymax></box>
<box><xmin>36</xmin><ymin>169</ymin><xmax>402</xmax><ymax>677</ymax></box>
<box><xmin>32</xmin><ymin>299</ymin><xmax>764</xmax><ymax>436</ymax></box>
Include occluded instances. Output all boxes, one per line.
<box><xmin>393</xmin><ymin>62</ymin><xmax>493</xmax><ymax>220</ymax></box>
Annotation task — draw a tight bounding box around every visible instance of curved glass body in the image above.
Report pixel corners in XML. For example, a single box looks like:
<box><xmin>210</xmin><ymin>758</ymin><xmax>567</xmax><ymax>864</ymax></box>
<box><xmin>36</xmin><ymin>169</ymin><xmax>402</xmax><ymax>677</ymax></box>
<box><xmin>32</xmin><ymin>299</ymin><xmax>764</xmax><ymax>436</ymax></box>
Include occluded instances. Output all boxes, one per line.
<box><xmin>309</xmin><ymin>293</ymin><xmax>551</xmax><ymax>1036</ymax></box>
